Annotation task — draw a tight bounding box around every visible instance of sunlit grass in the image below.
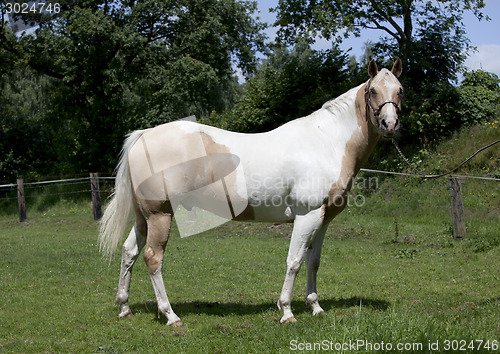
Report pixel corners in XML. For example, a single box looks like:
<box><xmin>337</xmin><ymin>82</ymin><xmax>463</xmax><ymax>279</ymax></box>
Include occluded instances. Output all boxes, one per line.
<box><xmin>0</xmin><ymin>192</ymin><xmax>498</xmax><ymax>352</ymax></box>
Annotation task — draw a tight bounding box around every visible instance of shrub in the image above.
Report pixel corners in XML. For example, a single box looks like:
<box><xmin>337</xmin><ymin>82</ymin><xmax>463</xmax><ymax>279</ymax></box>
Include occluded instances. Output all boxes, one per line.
<box><xmin>457</xmin><ymin>70</ymin><xmax>500</xmax><ymax>126</ymax></box>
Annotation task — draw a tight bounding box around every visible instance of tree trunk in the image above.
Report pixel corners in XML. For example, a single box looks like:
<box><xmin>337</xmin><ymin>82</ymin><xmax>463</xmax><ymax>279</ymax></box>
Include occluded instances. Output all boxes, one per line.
<box><xmin>400</xmin><ymin>0</ymin><xmax>413</xmax><ymax>72</ymax></box>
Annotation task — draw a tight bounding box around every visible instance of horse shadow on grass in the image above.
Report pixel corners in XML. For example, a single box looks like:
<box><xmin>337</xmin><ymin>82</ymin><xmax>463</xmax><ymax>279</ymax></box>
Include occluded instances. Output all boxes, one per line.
<box><xmin>129</xmin><ymin>296</ymin><xmax>390</xmax><ymax>323</ymax></box>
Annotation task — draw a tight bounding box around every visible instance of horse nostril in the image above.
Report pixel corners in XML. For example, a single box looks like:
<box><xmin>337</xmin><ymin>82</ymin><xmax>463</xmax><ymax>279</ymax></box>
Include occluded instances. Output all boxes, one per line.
<box><xmin>381</xmin><ymin>119</ymin><xmax>388</xmax><ymax>128</ymax></box>
<box><xmin>395</xmin><ymin>119</ymin><xmax>399</xmax><ymax>128</ymax></box>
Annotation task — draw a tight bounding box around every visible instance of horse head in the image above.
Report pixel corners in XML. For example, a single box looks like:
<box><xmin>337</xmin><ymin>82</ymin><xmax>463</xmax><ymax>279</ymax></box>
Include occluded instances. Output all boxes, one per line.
<box><xmin>365</xmin><ymin>58</ymin><xmax>403</xmax><ymax>138</ymax></box>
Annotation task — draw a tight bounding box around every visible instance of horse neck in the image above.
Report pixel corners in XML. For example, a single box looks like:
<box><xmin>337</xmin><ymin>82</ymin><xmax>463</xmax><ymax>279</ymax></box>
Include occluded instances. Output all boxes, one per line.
<box><xmin>317</xmin><ymin>83</ymin><xmax>381</xmax><ymax>178</ymax></box>
<box><xmin>352</xmin><ymin>82</ymin><xmax>381</xmax><ymax>170</ymax></box>
<box><xmin>317</xmin><ymin>84</ymin><xmax>379</xmax><ymax>165</ymax></box>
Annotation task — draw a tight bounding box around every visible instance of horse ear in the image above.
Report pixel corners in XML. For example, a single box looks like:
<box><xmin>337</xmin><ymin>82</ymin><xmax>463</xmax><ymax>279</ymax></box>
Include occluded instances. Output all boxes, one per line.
<box><xmin>391</xmin><ymin>58</ymin><xmax>402</xmax><ymax>77</ymax></box>
<box><xmin>368</xmin><ymin>59</ymin><xmax>378</xmax><ymax>78</ymax></box>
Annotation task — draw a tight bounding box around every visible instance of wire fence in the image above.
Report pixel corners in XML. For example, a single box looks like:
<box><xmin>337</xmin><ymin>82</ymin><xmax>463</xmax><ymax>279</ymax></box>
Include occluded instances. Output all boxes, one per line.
<box><xmin>0</xmin><ymin>174</ymin><xmax>115</xmax><ymax>222</ymax></box>
<box><xmin>0</xmin><ymin>170</ymin><xmax>498</xmax><ymax>239</ymax></box>
<box><xmin>356</xmin><ymin>169</ymin><xmax>499</xmax><ymax>210</ymax></box>
<box><xmin>0</xmin><ymin>178</ymin><xmax>113</xmax><ymax>200</ymax></box>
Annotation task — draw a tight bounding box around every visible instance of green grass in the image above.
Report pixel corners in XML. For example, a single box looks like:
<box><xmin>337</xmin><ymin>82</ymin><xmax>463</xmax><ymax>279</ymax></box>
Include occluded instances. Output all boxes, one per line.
<box><xmin>0</xmin><ymin>193</ymin><xmax>498</xmax><ymax>352</ymax></box>
<box><xmin>0</xmin><ymin>122</ymin><xmax>498</xmax><ymax>352</ymax></box>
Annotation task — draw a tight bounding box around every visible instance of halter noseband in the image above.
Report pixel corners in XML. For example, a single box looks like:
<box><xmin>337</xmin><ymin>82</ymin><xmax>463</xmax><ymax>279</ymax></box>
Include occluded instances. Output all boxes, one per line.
<box><xmin>364</xmin><ymin>78</ymin><xmax>401</xmax><ymax>120</ymax></box>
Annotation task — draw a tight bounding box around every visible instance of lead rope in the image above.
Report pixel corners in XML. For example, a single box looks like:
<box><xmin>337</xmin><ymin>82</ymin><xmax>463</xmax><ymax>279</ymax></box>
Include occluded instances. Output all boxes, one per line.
<box><xmin>392</xmin><ymin>139</ymin><xmax>500</xmax><ymax>179</ymax></box>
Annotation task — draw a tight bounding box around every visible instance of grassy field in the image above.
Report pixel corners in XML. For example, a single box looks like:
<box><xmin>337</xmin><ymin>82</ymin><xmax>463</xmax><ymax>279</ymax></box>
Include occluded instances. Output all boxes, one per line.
<box><xmin>0</xmin><ymin>123</ymin><xmax>498</xmax><ymax>352</ymax></box>
<box><xmin>0</xmin><ymin>180</ymin><xmax>498</xmax><ymax>352</ymax></box>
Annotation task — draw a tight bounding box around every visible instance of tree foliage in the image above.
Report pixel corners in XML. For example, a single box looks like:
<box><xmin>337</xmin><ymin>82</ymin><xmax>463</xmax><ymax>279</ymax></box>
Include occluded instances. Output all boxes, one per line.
<box><xmin>0</xmin><ymin>0</ymin><xmax>498</xmax><ymax>180</ymax></box>
<box><xmin>0</xmin><ymin>0</ymin><xmax>265</xmax><ymax>175</ymax></box>
<box><xmin>272</xmin><ymin>0</ymin><xmax>486</xmax><ymax>72</ymax></box>
<box><xmin>208</xmin><ymin>41</ymin><xmax>353</xmax><ymax>132</ymax></box>
<box><xmin>0</xmin><ymin>68</ymin><xmax>58</xmax><ymax>180</ymax></box>
<box><xmin>458</xmin><ymin>70</ymin><xmax>500</xmax><ymax>126</ymax></box>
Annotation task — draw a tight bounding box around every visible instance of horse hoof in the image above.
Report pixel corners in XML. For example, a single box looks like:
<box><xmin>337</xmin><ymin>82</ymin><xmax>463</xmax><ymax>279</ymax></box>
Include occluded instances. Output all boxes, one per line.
<box><xmin>312</xmin><ymin>309</ymin><xmax>325</xmax><ymax>316</ymax></box>
<box><xmin>168</xmin><ymin>320</ymin><xmax>184</xmax><ymax>327</ymax></box>
<box><xmin>118</xmin><ymin>311</ymin><xmax>134</xmax><ymax>319</ymax></box>
<box><xmin>281</xmin><ymin>316</ymin><xmax>297</xmax><ymax>324</ymax></box>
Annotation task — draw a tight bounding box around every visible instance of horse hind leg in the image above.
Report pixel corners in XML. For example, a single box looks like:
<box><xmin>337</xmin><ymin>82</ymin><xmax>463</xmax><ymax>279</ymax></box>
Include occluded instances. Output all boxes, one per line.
<box><xmin>116</xmin><ymin>215</ymin><xmax>147</xmax><ymax>318</ymax></box>
<box><xmin>144</xmin><ymin>212</ymin><xmax>183</xmax><ymax>327</ymax></box>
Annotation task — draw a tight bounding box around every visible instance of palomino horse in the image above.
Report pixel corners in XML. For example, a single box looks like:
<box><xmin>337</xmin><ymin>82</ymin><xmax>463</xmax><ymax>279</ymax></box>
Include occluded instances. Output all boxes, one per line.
<box><xmin>99</xmin><ymin>59</ymin><xmax>403</xmax><ymax>326</ymax></box>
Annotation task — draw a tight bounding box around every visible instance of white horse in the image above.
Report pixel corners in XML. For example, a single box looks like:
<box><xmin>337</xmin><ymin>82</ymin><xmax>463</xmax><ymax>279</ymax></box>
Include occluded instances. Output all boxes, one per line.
<box><xmin>99</xmin><ymin>59</ymin><xmax>403</xmax><ymax>326</ymax></box>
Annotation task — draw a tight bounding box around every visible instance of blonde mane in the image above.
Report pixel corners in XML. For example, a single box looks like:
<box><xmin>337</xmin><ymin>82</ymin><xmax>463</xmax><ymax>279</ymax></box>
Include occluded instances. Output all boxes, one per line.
<box><xmin>320</xmin><ymin>85</ymin><xmax>361</xmax><ymax>117</ymax></box>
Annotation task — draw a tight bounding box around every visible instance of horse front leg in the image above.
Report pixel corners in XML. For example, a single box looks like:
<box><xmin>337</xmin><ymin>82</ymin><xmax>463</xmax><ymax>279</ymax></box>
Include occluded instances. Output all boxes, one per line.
<box><xmin>305</xmin><ymin>223</ymin><xmax>328</xmax><ymax>316</ymax></box>
<box><xmin>116</xmin><ymin>223</ymin><xmax>146</xmax><ymax>318</ymax></box>
<box><xmin>278</xmin><ymin>207</ymin><xmax>324</xmax><ymax>323</ymax></box>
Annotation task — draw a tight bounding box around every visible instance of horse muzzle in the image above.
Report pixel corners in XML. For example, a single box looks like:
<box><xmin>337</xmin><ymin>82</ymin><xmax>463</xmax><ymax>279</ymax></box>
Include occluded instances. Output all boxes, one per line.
<box><xmin>376</xmin><ymin>100</ymin><xmax>400</xmax><ymax>138</ymax></box>
<box><xmin>380</xmin><ymin>116</ymin><xmax>399</xmax><ymax>138</ymax></box>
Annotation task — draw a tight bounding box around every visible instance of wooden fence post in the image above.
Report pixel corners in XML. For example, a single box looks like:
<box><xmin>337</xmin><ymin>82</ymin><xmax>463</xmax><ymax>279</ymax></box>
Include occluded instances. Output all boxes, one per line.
<box><xmin>17</xmin><ymin>178</ymin><xmax>27</xmax><ymax>223</ymax></box>
<box><xmin>448</xmin><ymin>177</ymin><xmax>466</xmax><ymax>240</ymax></box>
<box><xmin>90</xmin><ymin>173</ymin><xmax>102</xmax><ymax>221</ymax></box>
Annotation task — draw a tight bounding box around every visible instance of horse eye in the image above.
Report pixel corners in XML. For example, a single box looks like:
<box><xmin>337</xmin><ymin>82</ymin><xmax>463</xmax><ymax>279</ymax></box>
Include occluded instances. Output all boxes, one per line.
<box><xmin>398</xmin><ymin>88</ymin><xmax>404</xmax><ymax>96</ymax></box>
<box><xmin>370</xmin><ymin>88</ymin><xmax>377</xmax><ymax>95</ymax></box>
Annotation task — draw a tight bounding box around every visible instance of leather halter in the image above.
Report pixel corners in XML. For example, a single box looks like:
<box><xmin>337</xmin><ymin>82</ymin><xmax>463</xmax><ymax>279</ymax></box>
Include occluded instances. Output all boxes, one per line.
<box><xmin>364</xmin><ymin>78</ymin><xmax>401</xmax><ymax>121</ymax></box>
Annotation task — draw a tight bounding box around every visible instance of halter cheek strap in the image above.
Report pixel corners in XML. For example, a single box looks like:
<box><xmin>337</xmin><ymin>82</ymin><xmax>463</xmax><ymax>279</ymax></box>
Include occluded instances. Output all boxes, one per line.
<box><xmin>364</xmin><ymin>79</ymin><xmax>401</xmax><ymax>120</ymax></box>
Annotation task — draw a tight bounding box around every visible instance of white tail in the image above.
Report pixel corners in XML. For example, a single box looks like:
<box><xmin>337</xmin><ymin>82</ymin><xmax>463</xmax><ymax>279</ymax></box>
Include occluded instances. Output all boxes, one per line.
<box><xmin>99</xmin><ymin>130</ymin><xmax>145</xmax><ymax>260</ymax></box>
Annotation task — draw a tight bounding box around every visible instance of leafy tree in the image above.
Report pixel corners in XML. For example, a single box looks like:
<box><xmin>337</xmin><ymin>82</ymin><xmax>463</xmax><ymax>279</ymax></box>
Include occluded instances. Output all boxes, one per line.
<box><xmin>0</xmin><ymin>0</ymin><xmax>265</xmax><ymax>173</ymax></box>
<box><xmin>209</xmin><ymin>41</ymin><xmax>352</xmax><ymax>132</ymax></box>
<box><xmin>458</xmin><ymin>70</ymin><xmax>500</xmax><ymax>126</ymax></box>
<box><xmin>272</xmin><ymin>0</ymin><xmax>486</xmax><ymax>73</ymax></box>
<box><xmin>0</xmin><ymin>67</ymin><xmax>59</xmax><ymax>180</ymax></box>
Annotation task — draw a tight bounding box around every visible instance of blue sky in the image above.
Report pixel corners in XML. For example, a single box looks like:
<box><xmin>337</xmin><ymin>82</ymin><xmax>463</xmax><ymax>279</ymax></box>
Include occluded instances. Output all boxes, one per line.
<box><xmin>255</xmin><ymin>0</ymin><xmax>500</xmax><ymax>78</ymax></box>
